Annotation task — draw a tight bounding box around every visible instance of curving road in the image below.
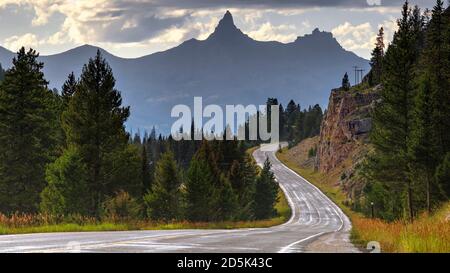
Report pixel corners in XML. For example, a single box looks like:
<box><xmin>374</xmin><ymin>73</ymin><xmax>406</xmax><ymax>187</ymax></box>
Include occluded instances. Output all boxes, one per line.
<box><xmin>0</xmin><ymin>144</ymin><xmax>358</xmax><ymax>253</ymax></box>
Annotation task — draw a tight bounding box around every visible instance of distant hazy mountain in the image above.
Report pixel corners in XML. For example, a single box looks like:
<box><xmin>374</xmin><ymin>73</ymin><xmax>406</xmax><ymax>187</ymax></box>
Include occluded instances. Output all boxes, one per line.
<box><xmin>0</xmin><ymin>11</ymin><xmax>369</xmax><ymax>133</ymax></box>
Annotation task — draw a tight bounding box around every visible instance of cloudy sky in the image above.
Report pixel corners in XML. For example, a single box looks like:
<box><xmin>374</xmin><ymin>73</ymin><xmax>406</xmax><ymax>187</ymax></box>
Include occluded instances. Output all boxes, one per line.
<box><xmin>0</xmin><ymin>0</ymin><xmax>438</xmax><ymax>59</ymax></box>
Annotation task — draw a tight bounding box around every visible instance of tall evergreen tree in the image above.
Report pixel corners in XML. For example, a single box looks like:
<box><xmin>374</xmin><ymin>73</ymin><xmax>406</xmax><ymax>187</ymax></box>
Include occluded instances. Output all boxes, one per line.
<box><xmin>61</xmin><ymin>72</ymin><xmax>77</xmax><ymax>107</ymax></box>
<box><xmin>144</xmin><ymin>151</ymin><xmax>182</xmax><ymax>221</ymax></box>
<box><xmin>185</xmin><ymin>157</ymin><xmax>217</xmax><ymax>221</ymax></box>
<box><xmin>365</xmin><ymin>2</ymin><xmax>423</xmax><ymax>221</ymax></box>
<box><xmin>217</xmin><ymin>175</ymin><xmax>238</xmax><ymax>221</ymax></box>
<box><xmin>422</xmin><ymin>0</ymin><xmax>450</xmax><ymax>164</ymax></box>
<box><xmin>409</xmin><ymin>0</ymin><xmax>450</xmax><ymax>211</ymax></box>
<box><xmin>141</xmin><ymin>144</ymin><xmax>152</xmax><ymax>195</ymax></box>
<box><xmin>253</xmin><ymin>158</ymin><xmax>278</xmax><ymax>219</ymax></box>
<box><xmin>410</xmin><ymin>76</ymin><xmax>441</xmax><ymax>213</ymax></box>
<box><xmin>62</xmin><ymin>50</ymin><xmax>139</xmax><ymax>216</ymax></box>
<box><xmin>228</xmin><ymin>154</ymin><xmax>258</xmax><ymax>219</ymax></box>
<box><xmin>342</xmin><ymin>72</ymin><xmax>351</xmax><ymax>90</ymax></box>
<box><xmin>369</xmin><ymin>27</ymin><xmax>385</xmax><ymax>86</ymax></box>
<box><xmin>0</xmin><ymin>48</ymin><xmax>58</xmax><ymax>213</ymax></box>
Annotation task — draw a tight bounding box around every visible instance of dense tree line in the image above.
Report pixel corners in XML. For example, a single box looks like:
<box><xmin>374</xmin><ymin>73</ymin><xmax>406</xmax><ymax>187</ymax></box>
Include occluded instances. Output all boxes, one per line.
<box><xmin>362</xmin><ymin>1</ymin><xmax>450</xmax><ymax>221</ymax></box>
<box><xmin>265</xmin><ymin>98</ymin><xmax>323</xmax><ymax>145</ymax></box>
<box><xmin>132</xmin><ymin>133</ymin><xmax>278</xmax><ymax>221</ymax></box>
<box><xmin>0</xmin><ymin>48</ymin><xmax>279</xmax><ymax>222</ymax></box>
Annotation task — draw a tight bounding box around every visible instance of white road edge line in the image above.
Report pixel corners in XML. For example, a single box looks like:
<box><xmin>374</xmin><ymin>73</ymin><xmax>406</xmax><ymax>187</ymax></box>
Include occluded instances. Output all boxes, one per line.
<box><xmin>278</xmin><ymin>232</ymin><xmax>326</xmax><ymax>253</ymax></box>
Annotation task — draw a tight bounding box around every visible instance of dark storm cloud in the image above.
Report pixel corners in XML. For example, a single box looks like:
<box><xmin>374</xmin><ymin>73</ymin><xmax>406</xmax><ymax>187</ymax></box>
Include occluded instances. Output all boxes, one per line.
<box><xmin>111</xmin><ymin>0</ymin><xmax>438</xmax><ymax>11</ymax></box>
<box><xmin>134</xmin><ymin>0</ymin><xmax>372</xmax><ymax>9</ymax></box>
<box><xmin>381</xmin><ymin>0</ymin><xmax>439</xmax><ymax>7</ymax></box>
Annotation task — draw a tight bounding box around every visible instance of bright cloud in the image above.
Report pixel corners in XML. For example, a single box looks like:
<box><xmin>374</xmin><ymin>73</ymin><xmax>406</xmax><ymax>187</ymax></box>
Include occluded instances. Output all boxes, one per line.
<box><xmin>4</xmin><ymin>33</ymin><xmax>41</xmax><ymax>51</ymax></box>
<box><xmin>332</xmin><ymin>22</ymin><xmax>375</xmax><ymax>51</ymax></box>
<box><xmin>331</xmin><ymin>17</ymin><xmax>397</xmax><ymax>57</ymax></box>
<box><xmin>247</xmin><ymin>22</ymin><xmax>297</xmax><ymax>43</ymax></box>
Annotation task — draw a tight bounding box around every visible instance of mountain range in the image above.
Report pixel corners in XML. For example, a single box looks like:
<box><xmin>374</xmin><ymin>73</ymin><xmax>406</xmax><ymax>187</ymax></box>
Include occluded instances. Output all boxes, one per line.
<box><xmin>0</xmin><ymin>11</ymin><xmax>369</xmax><ymax>133</ymax></box>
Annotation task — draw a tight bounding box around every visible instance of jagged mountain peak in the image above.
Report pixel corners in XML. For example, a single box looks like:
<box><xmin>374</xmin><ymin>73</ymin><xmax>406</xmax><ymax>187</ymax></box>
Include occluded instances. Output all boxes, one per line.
<box><xmin>206</xmin><ymin>11</ymin><xmax>250</xmax><ymax>42</ymax></box>
<box><xmin>295</xmin><ymin>28</ymin><xmax>334</xmax><ymax>42</ymax></box>
<box><xmin>293</xmin><ymin>28</ymin><xmax>342</xmax><ymax>51</ymax></box>
<box><xmin>219</xmin><ymin>10</ymin><xmax>234</xmax><ymax>28</ymax></box>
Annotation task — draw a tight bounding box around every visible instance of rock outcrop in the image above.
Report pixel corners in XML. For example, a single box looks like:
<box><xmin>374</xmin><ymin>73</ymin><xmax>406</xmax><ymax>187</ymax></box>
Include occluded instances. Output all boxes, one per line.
<box><xmin>317</xmin><ymin>86</ymin><xmax>380</xmax><ymax>173</ymax></box>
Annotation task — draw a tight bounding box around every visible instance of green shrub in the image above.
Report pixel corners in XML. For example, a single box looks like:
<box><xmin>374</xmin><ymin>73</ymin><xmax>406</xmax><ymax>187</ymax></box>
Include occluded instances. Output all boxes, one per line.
<box><xmin>101</xmin><ymin>191</ymin><xmax>142</xmax><ymax>221</ymax></box>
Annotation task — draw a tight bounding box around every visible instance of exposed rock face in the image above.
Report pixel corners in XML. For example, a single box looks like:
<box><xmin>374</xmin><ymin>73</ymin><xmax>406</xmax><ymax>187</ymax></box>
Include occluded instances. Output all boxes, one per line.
<box><xmin>317</xmin><ymin>86</ymin><xmax>379</xmax><ymax>173</ymax></box>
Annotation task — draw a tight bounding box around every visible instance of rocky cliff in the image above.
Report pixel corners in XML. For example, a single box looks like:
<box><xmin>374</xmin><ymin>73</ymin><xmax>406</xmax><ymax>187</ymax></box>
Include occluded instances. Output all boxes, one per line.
<box><xmin>317</xmin><ymin>85</ymin><xmax>380</xmax><ymax>174</ymax></box>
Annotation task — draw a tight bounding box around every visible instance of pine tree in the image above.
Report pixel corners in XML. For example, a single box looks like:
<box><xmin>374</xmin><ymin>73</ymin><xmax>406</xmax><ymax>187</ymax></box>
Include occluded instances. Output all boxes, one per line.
<box><xmin>253</xmin><ymin>158</ymin><xmax>278</xmax><ymax>219</ymax></box>
<box><xmin>410</xmin><ymin>76</ymin><xmax>440</xmax><ymax>213</ymax></box>
<box><xmin>422</xmin><ymin>0</ymin><xmax>450</xmax><ymax>167</ymax></box>
<box><xmin>369</xmin><ymin>27</ymin><xmax>385</xmax><ymax>86</ymax></box>
<box><xmin>365</xmin><ymin>2</ymin><xmax>423</xmax><ymax>221</ymax></box>
<box><xmin>185</xmin><ymin>157</ymin><xmax>217</xmax><ymax>221</ymax></box>
<box><xmin>217</xmin><ymin>175</ymin><xmax>238</xmax><ymax>221</ymax></box>
<box><xmin>342</xmin><ymin>73</ymin><xmax>351</xmax><ymax>90</ymax></box>
<box><xmin>62</xmin><ymin>50</ymin><xmax>139</xmax><ymax>216</ymax></box>
<box><xmin>144</xmin><ymin>151</ymin><xmax>183</xmax><ymax>221</ymax></box>
<box><xmin>228</xmin><ymin>154</ymin><xmax>258</xmax><ymax>219</ymax></box>
<box><xmin>61</xmin><ymin>72</ymin><xmax>77</xmax><ymax>107</ymax></box>
<box><xmin>0</xmin><ymin>47</ymin><xmax>59</xmax><ymax>213</ymax></box>
<box><xmin>409</xmin><ymin>0</ymin><xmax>450</xmax><ymax>211</ymax></box>
<box><xmin>191</xmin><ymin>140</ymin><xmax>240</xmax><ymax>221</ymax></box>
<box><xmin>284</xmin><ymin>100</ymin><xmax>300</xmax><ymax>141</ymax></box>
<box><xmin>141</xmin><ymin>144</ymin><xmax>152</xmax><ymax>195</ymax></box>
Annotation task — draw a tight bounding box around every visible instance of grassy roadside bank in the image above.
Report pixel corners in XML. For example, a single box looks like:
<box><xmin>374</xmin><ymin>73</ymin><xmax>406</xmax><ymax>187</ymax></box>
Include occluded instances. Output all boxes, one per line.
<box><xmin>277</xmin><ymin>148</ymin><xmax>450</xmax><ymax>253</ymax></box>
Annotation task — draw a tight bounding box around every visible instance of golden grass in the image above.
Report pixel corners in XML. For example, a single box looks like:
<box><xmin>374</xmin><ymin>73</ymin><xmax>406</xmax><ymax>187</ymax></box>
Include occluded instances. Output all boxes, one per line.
<box><xmin>277</xmin><ymin>148</ymin><xmax>450</xmax><ymax>253</ymax></box>
<box><xmin>352</xmin><ymin>206</ymin><xmax>450</xmax><ymax>253</ymax></box>
<box><xmin>282</xmin><ymin>136</ymin><xmax>319</xmax><ymax>168</ymax></box>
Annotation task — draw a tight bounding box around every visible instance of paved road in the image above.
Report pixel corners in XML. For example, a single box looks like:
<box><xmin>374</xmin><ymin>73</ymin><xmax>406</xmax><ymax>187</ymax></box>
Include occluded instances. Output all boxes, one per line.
<box><xmin>0</xmin><ymin>144</ymin><xmax>358</xmax><ymax>253</ymax></box>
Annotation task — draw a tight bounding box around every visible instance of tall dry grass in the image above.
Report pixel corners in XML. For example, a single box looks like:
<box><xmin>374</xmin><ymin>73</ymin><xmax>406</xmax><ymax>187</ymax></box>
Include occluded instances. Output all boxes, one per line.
<box><xmin>352</xmin><ymin>206</ymin><xmax>450</xmax><ymax>253</ymax></box>
<box><xmin>0</xmin><ymin>213</ymin><xmax>98</xmax><ymax>228</ymax></box>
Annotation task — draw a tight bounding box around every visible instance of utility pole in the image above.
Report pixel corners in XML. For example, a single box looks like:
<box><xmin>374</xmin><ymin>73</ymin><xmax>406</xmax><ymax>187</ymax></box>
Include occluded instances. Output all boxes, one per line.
<box><xmin>353</xmin><ymin>66</ymin><xmax>359</xmax><ymax>85</ymax></box>
<box><xmin>357</xmin><ymin>69</ymin><xmax>365</xmax><ymax>84</ymax></box>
